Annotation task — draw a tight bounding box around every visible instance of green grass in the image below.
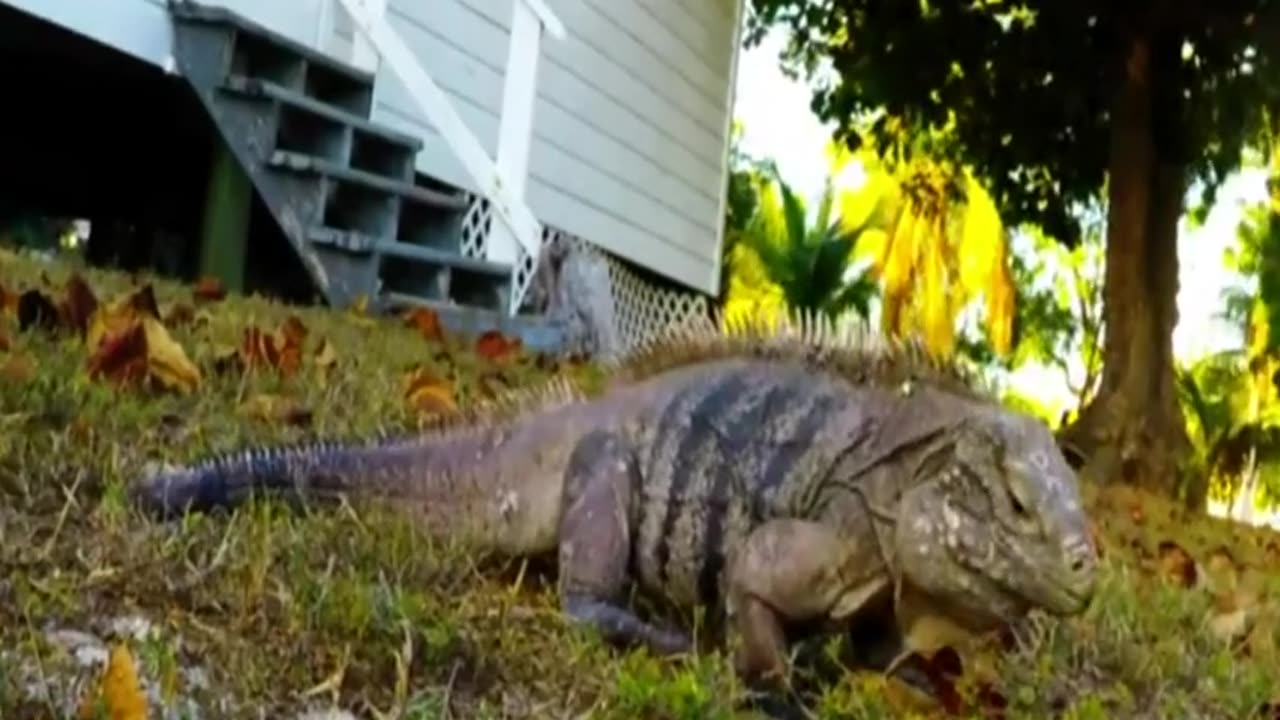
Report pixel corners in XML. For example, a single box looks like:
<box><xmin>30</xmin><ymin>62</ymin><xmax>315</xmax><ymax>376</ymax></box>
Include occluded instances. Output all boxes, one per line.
<box><xmin>1</xmin><ymin>246</ymin><xmax>1279</xmax><ymax>719</ymax></box>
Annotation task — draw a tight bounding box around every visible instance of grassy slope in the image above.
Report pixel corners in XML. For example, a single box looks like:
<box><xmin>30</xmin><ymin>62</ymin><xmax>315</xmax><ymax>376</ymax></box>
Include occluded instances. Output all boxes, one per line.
<box><xmin>1</xmin><ymin>247</ymin><xmax>1278</xmax><ymax>720</ymax></box>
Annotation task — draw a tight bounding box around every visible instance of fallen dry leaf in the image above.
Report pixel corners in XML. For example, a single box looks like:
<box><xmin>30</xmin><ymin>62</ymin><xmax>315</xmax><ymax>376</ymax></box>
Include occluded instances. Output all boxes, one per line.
<box><xmin>404</xmin><ymin>307</ymin><xmax>445</xmax><ymax>343</ymax></box>
<box><xmin>0</xmin><ymin>281</ymin><xmax>17</xmax><ymax>317</ymax></box>
<box><xmin>280</xmin><ymin>314</ymin><xmax>308</xmax><ymax>346</ymax></box>
<box><xmin>241</xmin><ymin>393</ymin><xmax>313</xmax><ymax>427</ymax></box>
<box><xmin>121</xmin><ymin>283</ymin><xmax>161</xmax><ymax>320</ymax></box>
<box><xmin>192</xmin><ymin>275</ymin><xmax>227</xmax><ymax>302</ymax></box>
<box><xmin>314</xmin><ymin>337</ymin><xmax>338</xmax><ymax>371</ymax></box>
<box><xmin>86</xmin><ymin>322</ymin><xmax>149</xmax><ymax>387</ymax></box>
<box><xmin>77</xmin><ymin>642</ymin><xmax>148</xmax><ymax>720</ymax></box>
<box><xmin>0</xmin><ymin>330</ymin><xmax>9</xmax><ymax>352</ymax></box>
<box><xmin>404</xmin><ymin>367</ymin><xmax>458</xmax><ymax>416</ymax></box>
<box><xmin>1156</xmin><ymin>540</ymin><xmax>1198</xmax><ymax>588</ymax></box>
<box><xmin>1203</xmin><ymin>545</ymin><xmax>1241</xmax><ymax>592</ymax></box>
<box><xmin>1208</xmin><ymin>587</ymin><xmax>1261</xmax><ymax>644</ymax></box>
<box><xmin>0</xmin><ymin>353</ymin><xmax>36</xmax><ymax>383</ymax></box>
<box><xmin>143</xmin><ymin>316</ymin><xmax>202</xmax><ymax>393</ymax></box>
<box><xmin>476</xmin><ymin>329</ymin><xmax>521</xmax><ymax>362</ymax></box>
<box><xmin>61</xmin><ymin>272</ymin><xmax>99</xmax><ymax>337</ymax></box>
<box><xmin>17</xmin><ymin>288</ymin><xmax>61</xmax><ymax>332</ymax></box>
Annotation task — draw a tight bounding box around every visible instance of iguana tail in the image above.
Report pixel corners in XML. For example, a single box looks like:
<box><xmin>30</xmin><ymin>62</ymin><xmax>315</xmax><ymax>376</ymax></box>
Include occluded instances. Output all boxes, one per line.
<box><xmin>131</xmin><ymin>438</ymin><xmax>419</xmax><ymax>520</ymax></box>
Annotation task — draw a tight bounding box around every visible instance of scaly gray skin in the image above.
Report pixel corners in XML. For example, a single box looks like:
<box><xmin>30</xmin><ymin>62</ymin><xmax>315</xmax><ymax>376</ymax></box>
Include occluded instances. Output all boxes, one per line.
<box><xmin>133</xmin><ymin>319</ymin><xmax>1099</xmax><ymax>692</ymax></box>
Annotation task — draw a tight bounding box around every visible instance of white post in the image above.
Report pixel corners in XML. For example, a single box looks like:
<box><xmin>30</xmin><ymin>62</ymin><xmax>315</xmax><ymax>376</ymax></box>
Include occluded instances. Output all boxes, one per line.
<box><xmin>313</xmin><ymin>0</ymin><xmax>332</xmax><ymax>51</ymax></box>
<box><xmin>349</xmin><ymin>0</ymin><xmax>384</xmax><ymax>74</ymax></box>
<box><xmin>485</xmin><ymin>0</ymin><xmax>544</xmax><ymax>265</ymax></box>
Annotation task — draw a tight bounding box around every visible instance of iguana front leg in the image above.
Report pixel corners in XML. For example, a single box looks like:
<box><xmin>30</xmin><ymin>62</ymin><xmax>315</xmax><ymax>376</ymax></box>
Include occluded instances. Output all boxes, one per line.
<box><xmin>557</xmin><ymin>430</ymin><xmax>691</xmax><ymax>655</ymax></box>
<box><xmin>725</xmin><ymin>518</ymin><xmax>890</xmax><ymax>687</ymax></box>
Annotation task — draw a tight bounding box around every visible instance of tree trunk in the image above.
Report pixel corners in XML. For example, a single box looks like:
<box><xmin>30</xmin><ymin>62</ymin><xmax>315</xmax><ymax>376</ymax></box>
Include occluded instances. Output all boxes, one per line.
<box><xmin>1060</xmin><ymin>31</ymin><xmax>1193</xmax><ymax>498</ymax></box>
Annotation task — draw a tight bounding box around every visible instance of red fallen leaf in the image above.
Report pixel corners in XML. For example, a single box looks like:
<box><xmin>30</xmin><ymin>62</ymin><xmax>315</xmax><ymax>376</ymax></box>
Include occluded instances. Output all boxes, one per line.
<box><xmin>403</xmin><ymin>307</ymin><xmax>444</xmax><ymax>343</ymax></box>
<box><xmin>86</xmin><ymin>321</ymin><xmax>149</xmax><ymax>387</ymax></box>
<box><xmin>61</xmin><ymin>273</ymin><xmax>99</xmax><ymax>337</ymax></box>
<box><xmin>192</xmin><ymin>276</ymin><xmax>227</xmax><ymax>302</ymax></box>
<box><xmin>476</xmin><ymin>329</ymin><xmax>521</xmax><ymax>362</ymax></box>
<box><xmin>279</xmin><ymin>314</ymin><xmax>308</xmax><ymax>347</ymax></box>
<box><xmin>1157</xmin><ymin>539</ymin><xmax>1198</xmax><ymax>588</ymax></box>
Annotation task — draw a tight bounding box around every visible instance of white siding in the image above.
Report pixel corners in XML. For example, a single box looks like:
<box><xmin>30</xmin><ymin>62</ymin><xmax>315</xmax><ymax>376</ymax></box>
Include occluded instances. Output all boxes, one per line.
<box><xmin>3</xmin><ymin>0</ymin><xmax>744</xmax><ymax>294</ymax></box>
<box><xmin>2</xmin><ymin>0</ymin><xmax>173</xmax><ymax>67</ymax></box>
<box><xmin>371</xmin><ymin>0</ymin><xmax>742</xmax><ymax>294</ymax></box>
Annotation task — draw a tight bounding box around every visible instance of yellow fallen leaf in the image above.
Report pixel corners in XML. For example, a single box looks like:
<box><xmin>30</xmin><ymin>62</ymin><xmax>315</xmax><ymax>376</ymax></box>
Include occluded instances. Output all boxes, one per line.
<box><xmin>78</xmin><ymin>643</ymin><xmax>148</xmax><ymax>720</ymax></box>
<box><xmin>142</xmin><ymin>316</ymin><xmax>202</xmax><ymax>393</ymax></box>
<box><xmin>240</xmin><ymin>393</ymin><xmax>313</xmax><ymax>426</ymax></box>
<box><xmin>314</xmin><ymin>337</ymin><xmax>338</xmax><ymax>371</ymax></box>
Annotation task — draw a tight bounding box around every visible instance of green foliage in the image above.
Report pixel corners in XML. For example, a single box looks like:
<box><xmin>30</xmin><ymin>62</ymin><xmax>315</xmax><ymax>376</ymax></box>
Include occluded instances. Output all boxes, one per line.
<box><xmin>735</xmin><ymin>166</ymin><xmax>880</xmax><ymax>321</ymax></box>
<box><xmin>838</xmin><ymin>139</ymin><xmax>1017</xmax><ymax>356</ymax></box>
<box><xmin>720</xmin><ymin>140</ymin><xmax>880</xmax><ymax>325</ymax></box>
<box><xmin>744</xmin><ymin>0</ymin><xmax>1280</xmax><ymax>248</ymax></box>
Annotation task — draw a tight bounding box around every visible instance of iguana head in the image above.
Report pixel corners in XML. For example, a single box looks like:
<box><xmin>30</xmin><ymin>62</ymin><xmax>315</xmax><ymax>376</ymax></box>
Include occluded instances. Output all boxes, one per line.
<box><xmin>890</xmin><ymin>404</ymin><xmax>1098</xmax><ymax>626</ymax></box>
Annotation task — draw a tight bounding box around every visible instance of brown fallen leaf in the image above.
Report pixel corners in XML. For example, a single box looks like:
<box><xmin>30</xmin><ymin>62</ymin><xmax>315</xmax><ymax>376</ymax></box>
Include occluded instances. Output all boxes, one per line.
<box><xmin>0</xmin><ymin>282</ymin><xmax>17</xmax><ymax>317</ymax></box>
<box><xmin>85</xmin><ymin>314</ymin><xmax>201</xmax><ymax>393</ymax></box>
<box><xmin>280</xmin><ymin>314</ymin><xmax>308</xmax><ymax>347</ymax></box>
<box><xmin>77</xmin><ymin>642</ymin><xmax>148</xmax><ymax>720</ymax></box>
<box><xmin>61</xmin><ymin>272</ymin><xmax>99</xmax><ymax>337</ymax></box>
<box><xmin>192</xmin><ymin>275</ymin><xmax>227</xmax><ymax>302</ymax></box>
<box><xmin>0</xmin><ymin>329</ymin><xmax>9</xmax><ymax>352</ymax></box>
<box><xmin>404</xmin><ymin>307</ymin><xmax>445</xmax><ymax>343</ymax></box>
<box><xmin>121</xmin><ymin>283</ymin><xmax>161</xmax><ymax>320</ymax></box>
<box><xmin>241</xmin><ymin>393</ymin><xmax>313</xmax><ymax>427</ymax></box>
<box><xmin>404</xmin><ymin>367</ymin><xmax>458</xmax><ymax>416</ymax></box>
<box><xmin>241</xmin><ymin>318</ymin><xmax>306</xmax><ymax>377</ymax></box>
<box><xmin>0</xmin><ymin>353</ymin><xmax>36</xmax><ymax>383</ymax></box>
<box><xmin>86</xmin><ymin>321</ymin><xmax>150</xmax><ymax>387</ymax></box>
<box><xmin>17</xmin><ymin>288</ymin><xmax>61</xmax><ymax>333</ymax></box>
<box><xmin>1156</xmin><ymin>540</ymin><xmax>1198</xmax><ymax>588</ymax></box>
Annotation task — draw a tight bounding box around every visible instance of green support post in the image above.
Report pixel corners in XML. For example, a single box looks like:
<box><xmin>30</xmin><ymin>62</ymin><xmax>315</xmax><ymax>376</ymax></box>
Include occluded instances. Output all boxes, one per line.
<box><xmin>198</xmin><ymin>139</ymin><xmax>251</xmax><ymax>293</ymax></box>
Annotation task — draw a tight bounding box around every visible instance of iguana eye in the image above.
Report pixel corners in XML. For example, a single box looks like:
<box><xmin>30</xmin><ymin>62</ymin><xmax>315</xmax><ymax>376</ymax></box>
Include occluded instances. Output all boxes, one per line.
<box><xmin>1008</xmin><ymin>488</ymin><xmax>1029</xmax><ymax>517</ymax></box>
<box><xmin>1005</xmin><ymin>481</ymin><xmax>1031</xmax><ymax>517</ymax></box>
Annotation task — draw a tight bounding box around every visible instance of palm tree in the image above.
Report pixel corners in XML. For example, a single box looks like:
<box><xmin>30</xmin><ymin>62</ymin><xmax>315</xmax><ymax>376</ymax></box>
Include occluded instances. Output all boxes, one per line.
<box><xmin>724</xmin><ymin>163</ymin><xmax>880</xmax><ymax>326</ymax></box>
<box><xmin>1178</xmin><ymin>112</ymin><xmax>1280</xmax><ymax>515</ymax></box>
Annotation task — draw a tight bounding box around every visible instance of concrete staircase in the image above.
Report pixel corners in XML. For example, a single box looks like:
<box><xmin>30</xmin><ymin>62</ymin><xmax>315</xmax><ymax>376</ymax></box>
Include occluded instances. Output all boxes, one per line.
<box><xmin>166</xmin><ymin>0</ymin><xmax>515</xmax><ymax>317</ymax></box>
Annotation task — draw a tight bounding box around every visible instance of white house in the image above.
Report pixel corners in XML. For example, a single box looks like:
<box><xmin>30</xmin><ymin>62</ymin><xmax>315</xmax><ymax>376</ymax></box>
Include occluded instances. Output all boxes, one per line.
<box><xmin>0</xmin><ymin>0</ymin><xmax>745</xmax><ymax>351</ymax></box>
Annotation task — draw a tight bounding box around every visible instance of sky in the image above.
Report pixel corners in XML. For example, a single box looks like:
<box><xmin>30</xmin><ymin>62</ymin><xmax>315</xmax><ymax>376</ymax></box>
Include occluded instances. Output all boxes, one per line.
<box><xmin>732</xmin><ymin>30</ymin><xmax>1271</xmax><ymax>413</ymax></box>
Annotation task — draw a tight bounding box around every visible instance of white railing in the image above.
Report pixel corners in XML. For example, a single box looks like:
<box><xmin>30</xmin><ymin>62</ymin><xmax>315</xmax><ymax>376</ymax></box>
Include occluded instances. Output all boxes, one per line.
<box><xmin>332</xmin><ymin>0</ymin><xmax>565</xmax><ymax>314</ymax></box>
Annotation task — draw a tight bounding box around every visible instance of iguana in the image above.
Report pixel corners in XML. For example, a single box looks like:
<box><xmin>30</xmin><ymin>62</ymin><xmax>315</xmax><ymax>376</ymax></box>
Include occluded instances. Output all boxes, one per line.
<box><xmin>132</xmin><ymin>313</ymin><xmax>1097</xmax><ymax>699</ymax></box>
